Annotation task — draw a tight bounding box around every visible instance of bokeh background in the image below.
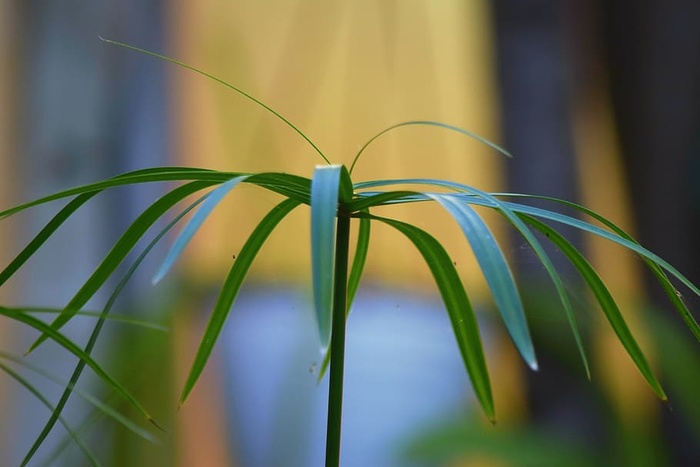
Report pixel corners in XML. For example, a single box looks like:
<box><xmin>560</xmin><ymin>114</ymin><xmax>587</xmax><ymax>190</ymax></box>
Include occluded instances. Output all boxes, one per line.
<box><xmin>1</xmin><ymin>1</ymin><xmax>699</xmax><ymax>466</ymax></box>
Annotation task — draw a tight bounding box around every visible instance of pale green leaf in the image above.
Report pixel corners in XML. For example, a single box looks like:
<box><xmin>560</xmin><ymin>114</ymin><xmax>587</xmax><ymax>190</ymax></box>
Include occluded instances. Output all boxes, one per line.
<box><xmin>153</xmin><ymin>176</ymin><xmax>248</xmax><ymax>284</ymax></box>
<box><xmin>430</xmin><ymin>194</ymin><xmax>536</xmax><ymax>370</ymax></box>
<box><xmin>310</xmin><ymin>165</ymin><xmax>342</xmax><ymax>351</ymax></box>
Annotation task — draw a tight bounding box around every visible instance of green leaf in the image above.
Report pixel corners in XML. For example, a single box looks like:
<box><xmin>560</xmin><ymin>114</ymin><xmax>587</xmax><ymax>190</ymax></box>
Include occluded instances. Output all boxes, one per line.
<box><xmin>0</xmin><ymin>351</ymin><xmax>158</xmax><ymax>443</ymax></box>
<box><xmin>153</xmin><ymin>176</ymin><xmax>248</xmax><ymax>284</ymax></box>
<box><xmin>0</xmin><ymin>362</ymin><xmax>100</xmax><ymax>467</ymax></box>
<box><xmin>0</xmin><ymin>307</ymin><xmax>160</xmax><ymax>428</ymax></box>
<box><xmin>22</xmin><ymin>194</ymin><xmax>207</xmax><ymax>465</ymax></box>
<box><xmin>355</xmin><ymin>180</ymin><xmax>590</xmax><ymax>377</ymax></box>
<box><xmin>27</xmin><ymin>181</ymin><xmax>216</xmax><ymax>353</ymax></box>
<box><xmin>347</xmin><ymin>213</ymin><xmax>370</xmax><ymax>313</ymax></box>
<box><xmin>0</xmin><ymin>192</ymin><xmax>97</xmax><ymax>286</ymax></box>
<box><xmin>490</xmin><ymin>200</ymin><xmax>700</xmax><ymax>314</ymax></box>
<box><xmin>179</xmin><ymin>198</ymin><xmax>301</xmax><ymax>405</ymax></box>
<box><xmin>100</xmin><ymin>37</ymin><xmax>331</xmax><ymax>165</ymax></box>
<box><xmin>348</xmin><ymin>190</ymin><xmax>425</xmax><ymax>212</ymax></box>
<box><xmin>5</xmin><ymin>307</ymin><xmax>168</xmax><ymax>332</ymax></box>
<box><xmin>1</xmin><ymin>169</ymin><xmax>312</xmax><ymax>220</ymax></box>
<box><xmin>430</xmin><ymin>194</ymin><xmax>537</xmax><ymax>370</ymax></box>
<box><xmin>317</xmin><ymin>211</ymin><xmax>371</xmax><ymax>384</ymax></box>
<box><xmin>310</xmin><ymin>165</ymin><xmax>342</xmax><ymax>351</ymax></box>
<box><xmin>520</xmin><ymin>214</ymin><xmax>666</xmax><ymax>399</ymax></box>
<box><xmin>372</xmin><ymin>214</ymin><xmax>495</xmax><ymax>422</ymax></box>
<box><xmin>349</xmin><ymin>120</ymin><xmax>511</xmax><ymax>175</ymax></box>
<box><xmin>405</xmin><ymin>417</ymin><xmax>601</xmax><ymax>467</ymax></box>
<box><xmin>246</xmin><ymin>172</ymin><xmax>312</xmax><ymax>204</ymax></box>
<box><xmin>0</xmin><ymin>167</ymin><xmax>233</xmax><ymax>218</ymax></box>
<box><xmin>494</xmin><ymin>193</ymin><xmax>700</xmax><ymax>344</ymax></box>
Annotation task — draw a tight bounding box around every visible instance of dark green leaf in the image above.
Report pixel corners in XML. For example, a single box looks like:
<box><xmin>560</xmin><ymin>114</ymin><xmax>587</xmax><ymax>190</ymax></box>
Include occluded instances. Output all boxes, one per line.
<box><xmin>373</xmin><ymin>214</ymin><xmax>495</xmax><ymax>422</ymax></box>
<box><xmin>27</xmin><ymin>181</ymin><xmax>216</xmax><ymax>353</ymax></box>
<box><xmin>22</xmin><ymin>193</ymin><xmax>207</xmax><ymax>465</ymax></box>
<box><xmin>0</xmin><ymin>362</ymin><xmax>100</xmax><ymax>466</ymax></box>
<box><xmin>0</xmin><ymin>351</ymin><xmax>157</xmax><ymax>443</ymax></box>
<box><xmin>179</xmin><ymin>198</ymin><xmax>301</xmax><ymax>405</ymax></box>
<box><xmin>1</xmin><ymin>167</ymin><xmax>234</xmax><ymax>218</ymax></box>
<box><xmin>521</xmin><ymin>214</ymin><xmax>666</xmax><ymax>399</ymax></box>
<box><xmin>317</xmin><ymin>211</ymin><xmax>371</xmax><ymax>384</ymax></box>
<box><xmin>0</xmin><ymin>192</ymin><xmax>97</xmax><ymax>286</ymax></box>
<box><xmin>355</xmin><ymin>179</ymin><xmax>590</xmax><ymax>376</ymax></box>
<box><xmin>347</xmin><ymin>213</ymin><xmax>370</xmax><ymax>313</ymax></box>
<box><xmin>0</xmin><ymin>307</ymin><xmax>160</xmax><ymax>428</ymax></box>
<box><xmin>495</xmin><ymin>193</ymin><xmax>700</xmax><ymax>344</ymax></box>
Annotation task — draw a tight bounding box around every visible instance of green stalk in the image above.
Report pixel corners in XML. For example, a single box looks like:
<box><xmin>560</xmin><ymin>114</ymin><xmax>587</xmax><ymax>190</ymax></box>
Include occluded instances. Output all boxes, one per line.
<box><xmin>325</xmin><ymin>211</ymin><xmax>351</xmax><ymax>467</ymax></box>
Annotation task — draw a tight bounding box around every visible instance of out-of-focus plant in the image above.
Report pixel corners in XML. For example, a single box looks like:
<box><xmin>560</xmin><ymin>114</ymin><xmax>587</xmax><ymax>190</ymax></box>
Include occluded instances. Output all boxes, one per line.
<box><xmin>1</xmin><ymin>39</ymin><xmax>699</xmax><ymax>467</ymax></box>
<box><xmin>404</xmin><ymin>302</ymin><xmax>700</xmax><ymax>466</ymax></box>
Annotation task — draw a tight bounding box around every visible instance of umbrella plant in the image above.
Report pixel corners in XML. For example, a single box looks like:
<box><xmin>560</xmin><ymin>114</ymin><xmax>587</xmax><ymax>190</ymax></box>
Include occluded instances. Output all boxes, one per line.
<box><xmin>2</xmin><ymin>40</ymin><xmax>700</xmax><ymax>467</ymax></box>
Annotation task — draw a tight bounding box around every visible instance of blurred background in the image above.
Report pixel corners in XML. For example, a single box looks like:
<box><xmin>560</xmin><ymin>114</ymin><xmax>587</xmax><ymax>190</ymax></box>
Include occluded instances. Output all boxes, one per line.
<box><xmin>1</xmin><ymin>0</ymin><xmax>700</xmax><ymax>466</ymax></box>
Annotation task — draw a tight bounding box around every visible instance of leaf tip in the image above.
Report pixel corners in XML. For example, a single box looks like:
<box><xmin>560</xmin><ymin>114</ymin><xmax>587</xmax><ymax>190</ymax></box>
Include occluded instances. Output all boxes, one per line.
<box><xmin>151</xmin><ymin>270</ymin><xmax>165</xmax><ymax>286</ymax></box>
<box><xmin>319</xmin><ymin>343</ymin><xmax>329</xmax><ymax>357</ymax></box>
<box><xmin>24</xmin><ymin>340</ymin><xmax>40</xmax><ymax>356</ymax></box>
<box><xmin>149</xmin><ymin>417</ymin><xmax>167</xmax><ymax>433</ymax></box>
<box><xmin>662</xmin><ymin>398</ymin><xmax>673</xmax><ymax>412</ymax></box>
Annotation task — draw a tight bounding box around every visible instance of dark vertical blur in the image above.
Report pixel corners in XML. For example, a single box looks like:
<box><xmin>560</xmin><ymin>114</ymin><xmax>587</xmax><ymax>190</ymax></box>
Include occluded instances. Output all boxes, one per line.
<box><xmin>601</xmin><ymin>1</ymin><xmax>700</xmax><ymax>464</ymax></box>
<box><xmin>494</xmin><ymin>0</ymin><xmax>700</xmax><ymax>464</ymax></box>
<box><xmin>602</xmin><ymin>1</ymin><xmax>700</xmax><ymax>300</ymax></box>
<box><xmin>492</xmin><ymin>0</ymin><xmax>600</xmax><ymax>453</ymax></box>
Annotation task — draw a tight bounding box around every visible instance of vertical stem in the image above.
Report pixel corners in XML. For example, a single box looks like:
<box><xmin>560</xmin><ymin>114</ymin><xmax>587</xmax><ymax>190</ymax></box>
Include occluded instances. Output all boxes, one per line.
<box><xmin>325</xmin><ymin>212</ymin><xmax>351</xmax><ymax>467</ymax></box>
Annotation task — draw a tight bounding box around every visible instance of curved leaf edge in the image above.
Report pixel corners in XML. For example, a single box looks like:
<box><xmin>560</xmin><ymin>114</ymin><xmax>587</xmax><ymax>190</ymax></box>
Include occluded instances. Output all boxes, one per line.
<box><xmin>179</xmin><ymin>198</ymin><xmax>301</xmax><ymax>406</ymax></box>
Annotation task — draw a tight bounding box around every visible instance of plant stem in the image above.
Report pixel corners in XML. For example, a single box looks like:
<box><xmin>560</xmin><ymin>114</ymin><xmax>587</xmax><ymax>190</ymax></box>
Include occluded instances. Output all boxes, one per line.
<box><xmin>325</xmin><ymin>211</ymin><xmax>351</xmax><ymax>467</ymax></box>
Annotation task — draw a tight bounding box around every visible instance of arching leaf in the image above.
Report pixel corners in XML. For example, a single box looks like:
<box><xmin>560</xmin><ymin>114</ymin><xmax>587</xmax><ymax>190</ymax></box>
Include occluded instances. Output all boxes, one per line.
<box><xmin>520</xmin><ymin>214</ymin><xmax>666</xmax><ymax>399</ymax></box>
<box><xmin>153</xmin><ymin>176</ymin><xmax>248</xmax><ymax>284</ymax></box>
<box><xmin>373</xmin><ymin>214</ymin><xmax>495</xmax><ymax>422</ymax></box>
<box><xmin>180</xmin><ymin>198</ymin><xmax>301</xmax><ymax>405</ymax></box>
<box><xmin>27</xmin><ymin>181</ymin><xmax>216</xmax><ymax>353</ymax></box>
<box><xmin>431</xmin><ymin>194</ymin><xmax>536</xmax><ymax>370</ymax></box>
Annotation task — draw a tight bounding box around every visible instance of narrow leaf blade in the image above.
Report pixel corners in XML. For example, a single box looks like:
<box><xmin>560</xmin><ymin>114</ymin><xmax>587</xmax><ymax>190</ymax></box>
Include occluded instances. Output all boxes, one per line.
<box><xmin>310</xmin><ymin>165</ymin><xmax>342</xmax><ymax>351</ymax></box>
<box><xmin>22</xmin><ymin>194</ymin><xmax>208</xmax><ymax>465</ymax></box>
<box><xmin>180</xmin><ymin>198</ymin><xmax>300</xmax><ymax>405</ymax></box>
<box><xmin>153</xmin><ymin>176</ymin><xmax>248</xmax><ymax>284</ymax></box>
<box><xmin>27</xmin><ymin>181</ymin><xmax>215</xmax><ymax>353</ymax></box>
<box><xmin>1</xmin><ymin>167</ymin><xmax>239</xmax><ymax>218</ymax></box>
<box><xmin>347</xmin><ymin>213</ymin><xmax>370</xmax><ymax>313</ymax></box>
<box><xmin>431</xmin><ymin>194</ymin><xmax>536</xmax><ymax>369</ymax></box>
<box><xmin>0</xmin><ymin>362</ymin><xmax>100</xmax><ymax>467</ymax></box>
<box><xmin>495</xmin><ymin>193</ymin><xmax>700</xmax><ymax>344</ymax></box>
<box><xmin>374</xmin><ymin>215</ymin><xmax>495</xmax><ymax>422</ymax></box>
<box><xmin>0</xmin><ymin>192</ymin><xmax>97</xmax><ymax>286</ymax></box>
<box><xmin>522</xmin><ymin>214</ymin><xmax>666</xmax><ymax>399</ymax></box>
<box><xmin>317</xmin><ymin>212</ymin><xmax>371</xmax><ymax>384</ymax></box>
<box><xmin>355</xmin><ymin>178</ymin><xmax>590</xmax><ymax>376</ymax></box>
<box><xmin>350</xmin><ymin>120</ymin><xmax>511</xmax><ymax>175</ymax></box>
<box><xmin>1</xmin><ymin>308</ymin><xmax>160</xmax><ymax>428</ymax></box>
